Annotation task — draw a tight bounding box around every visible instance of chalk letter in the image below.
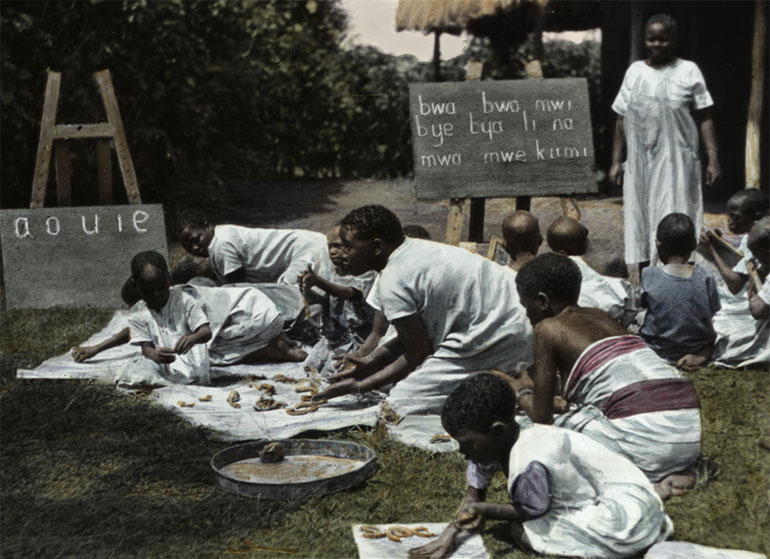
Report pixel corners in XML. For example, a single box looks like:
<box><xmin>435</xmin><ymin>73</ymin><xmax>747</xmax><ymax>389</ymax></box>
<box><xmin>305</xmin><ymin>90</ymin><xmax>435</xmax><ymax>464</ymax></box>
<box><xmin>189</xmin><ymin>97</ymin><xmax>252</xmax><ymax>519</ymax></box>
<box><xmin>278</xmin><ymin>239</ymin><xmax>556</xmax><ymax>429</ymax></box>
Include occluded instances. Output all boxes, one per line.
<box><xmin>482</xmin><ymin>91</ymin><xmax>494</xmax><ymax>114</ymax></box>
<box><xmin>133</xmin><ymin>210</ymin><xmax>150</xmax><ymax>233</ymax></box>
<box><xmin>415</xmin><ymin>115</ymin><xmax>428</xmax><ymax>137</ymax></box>
<box><xmin>45</xmin><ymin>217</ymin><xmax>60</xmax><ymax>236</ymax></box>
<box><xmin>418</xmin><ymin>95</ymin><xmax>431</xmax><ymax>116</ymax></box>
<box><xmin>14</xmin><ymin>217</ymin><xmax>33</xmax><ymax>239</ymax></box>
<box><xmin>117</xmin><ymin>214</ymin><xmax>123</xmax><ymax>232</ymax></box>
<box><xmin>82</xmin><ymin>215</ymin><xmax>99</xmax><ymax>235</ymax></box>
<box><xmin>535</xmin><ymin>140</ymin><xmax>545</xmax><ymax>160</ymax></box>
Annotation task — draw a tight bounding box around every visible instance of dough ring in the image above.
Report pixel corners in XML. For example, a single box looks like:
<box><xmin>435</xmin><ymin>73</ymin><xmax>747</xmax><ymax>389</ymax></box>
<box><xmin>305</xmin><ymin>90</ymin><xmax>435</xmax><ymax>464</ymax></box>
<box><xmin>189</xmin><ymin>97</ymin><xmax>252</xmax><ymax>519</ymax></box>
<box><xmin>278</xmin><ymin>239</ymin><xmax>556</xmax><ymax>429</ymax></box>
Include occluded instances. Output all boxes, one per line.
<box><xmin>430</xmin><ymin>434</ymin><xmax>452</xmax><ymax>444</ymax></box>
<box><xmin>177</xmin><ymin>401</ymin><xmax>196</xmax><ymax>408</ymax></box>
<box><xmin>253</xmin><ymin>397</ymin><xmax>285</xmax><ymax>411</ymax></box>
<box><xmin>409</xmin><ymin>526</ymin><xmax>436</xmax><ymax>538</ymax></box>
<box><xmin>294</xmin><ymin>384</ymin><xmax>315</xmax><ymax>393</ymax></box>
<box><xmin>286</xmin><ymin>402</ymin><xmax>319</xmax><ymax>415</ymax></box>
<box><xmin>386</xmin><ymin>526</ymin><xmax>413</xmax><ymax>542</ymax></box>
<box><xmin>198</xmin><ymin>394</ymin><xmax>213</xmax><ymax>402</ymax></box>
<box><xmin>257</xmin><ymin>383</ymin><xmax>276</xmax><ymax>395</ymax></box>
<box><xmin>359</xmin><ymin>525</ymin><xmax>385</xmax><ymax>539</ymax></box>
<box><xmin>227</xmin><ymin>390</ymin><xmax>241</xmax><ymax>409</ymax></box>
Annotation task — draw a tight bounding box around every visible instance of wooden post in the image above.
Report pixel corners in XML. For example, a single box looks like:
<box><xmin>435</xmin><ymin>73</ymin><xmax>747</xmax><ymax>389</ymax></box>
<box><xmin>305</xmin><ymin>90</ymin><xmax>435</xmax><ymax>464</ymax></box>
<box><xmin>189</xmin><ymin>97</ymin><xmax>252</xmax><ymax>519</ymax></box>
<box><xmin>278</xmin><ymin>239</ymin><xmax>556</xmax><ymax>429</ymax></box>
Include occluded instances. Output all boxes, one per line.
<box><xmin>30</xmin><ymin>71</ymin><xmax>61</xmax><ymax>208</ymax></box>
<box><xmin>54</xmin><ymin>141</ymin><xmax>71</xmax><ymax>206</ymax></box>
<box><xmin>94</xmin><ymin>70</ymin><xmax>141</xmax><ymax>203</ymax></box>
<box><xmin>433</xmin><ymin>32</ymin><xmax>442</xmax><ymax>82</ymax></box>
<box><xmin>443</xmin><ymin>198</ymin><xmax>465</xmax><ymax>245</ymax></box>
<box><xmin>96</xmin><ymin>139</ymin><xmax>113</xmax><ymax>204</ymax></box>
<box><xmin>746</xmin><ymin>0</ymin><xmax>765</xmax><ymax>188</ymax></box>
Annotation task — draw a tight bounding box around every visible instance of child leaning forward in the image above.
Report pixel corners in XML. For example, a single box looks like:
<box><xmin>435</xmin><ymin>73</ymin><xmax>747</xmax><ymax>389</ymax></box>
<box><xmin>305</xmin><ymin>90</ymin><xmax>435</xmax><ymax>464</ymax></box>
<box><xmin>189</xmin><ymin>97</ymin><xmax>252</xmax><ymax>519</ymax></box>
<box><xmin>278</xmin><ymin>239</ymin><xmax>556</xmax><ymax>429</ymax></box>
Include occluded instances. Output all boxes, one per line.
<box><xmin>409</xmin><ymin>373</ymin><xmax>672</xmax><ymax>559</ymax></box>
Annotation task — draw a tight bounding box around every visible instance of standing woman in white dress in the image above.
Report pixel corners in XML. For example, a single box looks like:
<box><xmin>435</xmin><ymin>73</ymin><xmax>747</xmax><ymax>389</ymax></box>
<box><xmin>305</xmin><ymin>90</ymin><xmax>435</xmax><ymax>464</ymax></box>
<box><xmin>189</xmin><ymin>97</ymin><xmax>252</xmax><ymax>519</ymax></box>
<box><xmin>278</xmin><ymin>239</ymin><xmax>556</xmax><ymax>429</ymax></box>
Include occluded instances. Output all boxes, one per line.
<box><xmin>610</xmin><ymin>13</ymin><xmax>721</xmax><ymax>275</ymax></box>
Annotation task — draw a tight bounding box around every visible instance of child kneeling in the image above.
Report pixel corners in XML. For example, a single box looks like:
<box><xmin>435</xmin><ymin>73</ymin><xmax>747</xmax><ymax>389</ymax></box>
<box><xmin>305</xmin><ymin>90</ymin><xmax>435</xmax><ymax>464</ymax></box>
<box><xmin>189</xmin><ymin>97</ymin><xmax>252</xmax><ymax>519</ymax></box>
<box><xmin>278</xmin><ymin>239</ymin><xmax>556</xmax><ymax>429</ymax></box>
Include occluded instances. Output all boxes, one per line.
<box><xmin>412</xmin><ymin>373</ymin><xmax>672</xmax><ymax>559</ymax></box>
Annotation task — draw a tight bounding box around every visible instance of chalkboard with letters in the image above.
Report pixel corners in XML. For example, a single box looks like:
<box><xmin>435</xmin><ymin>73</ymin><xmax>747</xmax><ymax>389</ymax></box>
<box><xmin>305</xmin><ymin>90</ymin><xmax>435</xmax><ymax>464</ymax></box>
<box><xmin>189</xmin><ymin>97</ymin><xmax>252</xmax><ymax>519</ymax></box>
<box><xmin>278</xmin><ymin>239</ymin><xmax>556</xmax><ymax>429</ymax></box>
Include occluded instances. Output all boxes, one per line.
<box><xmin>0</xmin><ymin>204</ymin><xmax>168</xmax><ymax>309</ymax></box>
<box><xmin>409</xmin><ymin>78</ymin><xmax>597</xmax><ymax>200</ymax></box>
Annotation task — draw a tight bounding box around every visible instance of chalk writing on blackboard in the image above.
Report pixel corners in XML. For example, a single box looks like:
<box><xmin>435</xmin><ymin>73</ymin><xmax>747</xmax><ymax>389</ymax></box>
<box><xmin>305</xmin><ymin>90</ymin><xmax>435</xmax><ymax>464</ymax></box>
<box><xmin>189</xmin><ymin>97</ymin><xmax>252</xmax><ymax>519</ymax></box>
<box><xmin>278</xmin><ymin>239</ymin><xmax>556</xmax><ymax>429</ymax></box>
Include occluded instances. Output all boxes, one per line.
<box><xmin>409</xmin><ymin>78</ymin><xmax>597</xmax><ymax>200</ymax></box>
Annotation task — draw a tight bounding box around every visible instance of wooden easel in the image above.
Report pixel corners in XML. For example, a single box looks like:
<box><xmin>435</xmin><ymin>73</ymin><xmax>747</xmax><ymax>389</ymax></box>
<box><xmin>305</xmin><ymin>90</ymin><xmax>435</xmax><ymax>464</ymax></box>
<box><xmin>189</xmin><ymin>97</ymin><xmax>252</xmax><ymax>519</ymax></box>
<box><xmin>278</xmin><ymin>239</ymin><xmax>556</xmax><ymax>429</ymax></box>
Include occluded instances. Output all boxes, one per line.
<box><xmin>443</xmin><ymin>60</ymin><xmax>581</xmax><ymax>246</ymax></box>
<box><xmin>30</xmin><ymin>69</ymin><xmax>141</xmax><ymax>208</ymax></box>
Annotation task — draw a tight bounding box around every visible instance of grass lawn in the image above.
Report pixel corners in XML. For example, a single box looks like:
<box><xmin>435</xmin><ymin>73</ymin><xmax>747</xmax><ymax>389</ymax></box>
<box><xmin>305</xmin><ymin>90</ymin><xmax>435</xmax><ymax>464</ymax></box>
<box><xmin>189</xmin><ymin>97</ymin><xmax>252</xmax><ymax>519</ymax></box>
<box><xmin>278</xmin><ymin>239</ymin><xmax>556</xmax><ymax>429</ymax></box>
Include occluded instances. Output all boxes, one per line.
<box><xmin>1</xmin><ymin>305</ymin><xmax>769</xmax><ymax>558</ymax></box>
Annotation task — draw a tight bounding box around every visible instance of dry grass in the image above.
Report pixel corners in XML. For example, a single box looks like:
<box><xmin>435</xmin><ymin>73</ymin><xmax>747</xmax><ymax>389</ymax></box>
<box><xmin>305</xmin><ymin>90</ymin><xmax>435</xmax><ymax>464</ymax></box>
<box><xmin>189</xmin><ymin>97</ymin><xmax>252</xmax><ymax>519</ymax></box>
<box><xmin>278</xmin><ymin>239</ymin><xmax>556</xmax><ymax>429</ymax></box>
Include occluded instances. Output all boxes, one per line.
<box><xmin>1</xmin><ymin>305</ymin><xmax>769</xmax><ymax>558</ymax></box>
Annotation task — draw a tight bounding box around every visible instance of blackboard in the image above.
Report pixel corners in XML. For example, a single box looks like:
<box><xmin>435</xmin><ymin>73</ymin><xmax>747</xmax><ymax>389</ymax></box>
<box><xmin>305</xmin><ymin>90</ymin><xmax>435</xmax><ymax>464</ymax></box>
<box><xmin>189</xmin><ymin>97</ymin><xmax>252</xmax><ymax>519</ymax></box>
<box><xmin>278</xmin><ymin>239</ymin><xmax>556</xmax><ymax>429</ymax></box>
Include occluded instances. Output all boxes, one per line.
<box><xmin>0</xmin><ymin>204</ymin><xmax>168</xmax><ymax>309</ymax></box>
<box><xmin>409</xmin><ymin>78</ymin><xmax>597</xmax><ymax>200</ymax></box>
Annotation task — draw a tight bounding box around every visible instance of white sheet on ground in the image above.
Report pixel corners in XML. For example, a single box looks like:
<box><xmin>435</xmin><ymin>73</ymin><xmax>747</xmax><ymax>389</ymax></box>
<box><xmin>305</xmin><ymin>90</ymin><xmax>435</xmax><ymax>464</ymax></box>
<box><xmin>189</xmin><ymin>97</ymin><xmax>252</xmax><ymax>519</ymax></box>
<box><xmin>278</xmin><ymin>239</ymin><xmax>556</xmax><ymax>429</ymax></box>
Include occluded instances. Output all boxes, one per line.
<box><xmin>386</xmin><ymin>415</ymin><xmax>458</xmax><ymax>453</ymax></box>
<box><xmin>352</xmin><ymin>523</ymin><xmax>488</xmax><ymax>559</ymax></box>
<box><xmin>645</xmin><ymin>542</ymin><xmax>766</xmax><ymax>559</ymax></box>
<box><xmin>18</xmin><ymin>311</ymin><xmax>380</xmax><ymax>441</ymax></box>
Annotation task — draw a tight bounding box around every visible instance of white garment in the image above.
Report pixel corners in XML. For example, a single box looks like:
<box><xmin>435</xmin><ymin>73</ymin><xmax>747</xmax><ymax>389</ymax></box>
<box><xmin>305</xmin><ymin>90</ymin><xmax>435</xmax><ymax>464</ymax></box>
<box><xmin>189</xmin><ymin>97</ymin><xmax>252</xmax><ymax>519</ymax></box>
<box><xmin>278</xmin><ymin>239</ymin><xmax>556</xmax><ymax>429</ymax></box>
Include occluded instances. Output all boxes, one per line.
<box><xmin>122</xmin><ymin>287</ymin><xmax>210</xmax><ymax>385</ymax></box>
<box><xmin>571</xmin><ymin>255</ymin><xmax>640</xmax><ymax>327</ymax></box>
<box><xmin>613</xmin><ymin>59</ymin><xmax>713</xmax><ymax>264</ymax></box>
<box><xmin>758</xmin><ymin>275</ymin><xmax>770</xmax><ymax>306</ymax></box>
<box><xmin>510</xmin><ymin>425</ymin><xmax>672</xmax><ymax>558</ymax></box>
<box><xmin>377</xmin><ymin>239</ymin><xmax>532</xmax><ymax>416</ymax></box>
<box><xmin>207</xmin><ymin>224</ymin><xmax>328</xmax><ymax>285</ymax></box>
<box><xmin>710</xmin><ymin>235</ymin><xmax>770</xmax><ymax>367</ymax></box>
<box><xmin>182</xmin><ymin>284</ymin><xmax>284</xmax><ymax>365</ymax></box>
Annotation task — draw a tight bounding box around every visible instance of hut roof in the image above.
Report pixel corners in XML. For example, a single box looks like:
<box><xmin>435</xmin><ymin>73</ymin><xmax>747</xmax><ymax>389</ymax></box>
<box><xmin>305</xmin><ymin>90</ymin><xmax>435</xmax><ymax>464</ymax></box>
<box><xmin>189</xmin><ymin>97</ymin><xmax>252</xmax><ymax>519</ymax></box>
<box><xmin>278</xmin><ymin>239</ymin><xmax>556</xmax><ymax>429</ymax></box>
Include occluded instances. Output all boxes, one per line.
<box><xmin>395</xmin><ymin>0</ymin><xmax>545</xmax><ymax>34</ymax></box>
<box><xmin>395</xmin><ymin>0</ymin><xmax>602</xmax><ymax>35</ymax></box>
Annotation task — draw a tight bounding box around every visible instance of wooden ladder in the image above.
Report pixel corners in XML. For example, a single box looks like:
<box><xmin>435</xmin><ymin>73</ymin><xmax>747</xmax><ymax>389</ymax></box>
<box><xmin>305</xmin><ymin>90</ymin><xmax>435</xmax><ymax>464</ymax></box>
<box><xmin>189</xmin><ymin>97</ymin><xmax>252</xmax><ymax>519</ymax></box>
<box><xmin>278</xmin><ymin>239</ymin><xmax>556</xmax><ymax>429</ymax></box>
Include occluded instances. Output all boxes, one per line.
<box><xmin>30</xmin><ymin>69</ymin><xmax>141</xmax><ymax>208</ymax></box>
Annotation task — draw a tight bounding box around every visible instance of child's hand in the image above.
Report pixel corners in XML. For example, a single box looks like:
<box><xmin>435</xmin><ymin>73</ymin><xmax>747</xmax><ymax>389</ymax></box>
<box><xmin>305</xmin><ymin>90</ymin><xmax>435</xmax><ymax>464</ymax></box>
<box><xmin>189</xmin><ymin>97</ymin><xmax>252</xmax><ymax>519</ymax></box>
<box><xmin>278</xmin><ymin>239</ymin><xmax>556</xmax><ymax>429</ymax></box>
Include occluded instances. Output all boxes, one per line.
<box><xmin>148</xmin><ymin>347</ymin><xmax>176</xmax><ymax>364</ymax></box>
<box><xmin>71</xmin><ymin>346</ymin><xmax>98</xmax><ymax>363</ymax></box>
<box><xmin>677</xmin><ymin>353</ymin><xmax>708</xmax><ymax>372</ymax></box>
<box><xmin>312</xmin><ymin>378</ymin><xmax>357</xmax><ymax>402</ymax></box>
<box><xmin>328</xmin><ymin>355</ymin><xmax>374</xmax><ymax>382</ymax></box>
<box><xmin>509</xmin><ymin>369</ymin><xmax>534</xmax><ymax>392</ymax></box>
<box><xmin>174</xmin><ymin>335</ymin><xmax>197</xmax><ymax>355</ymax></box>
<box><xmin>297</xmin><ymin>264</ymin><xmax>319</xmax><ymax>295</ymax></box>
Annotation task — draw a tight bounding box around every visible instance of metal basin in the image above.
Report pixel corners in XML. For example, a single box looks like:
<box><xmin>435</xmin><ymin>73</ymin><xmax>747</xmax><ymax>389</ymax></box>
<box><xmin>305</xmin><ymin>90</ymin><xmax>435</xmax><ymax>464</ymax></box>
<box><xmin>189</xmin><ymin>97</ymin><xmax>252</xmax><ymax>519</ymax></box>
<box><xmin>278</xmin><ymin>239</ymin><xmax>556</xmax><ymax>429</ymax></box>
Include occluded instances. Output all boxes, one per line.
<box><xmin>211</xmin><ymin>439</ymin><xmax>377</xmax><ymax>500</ymax></box>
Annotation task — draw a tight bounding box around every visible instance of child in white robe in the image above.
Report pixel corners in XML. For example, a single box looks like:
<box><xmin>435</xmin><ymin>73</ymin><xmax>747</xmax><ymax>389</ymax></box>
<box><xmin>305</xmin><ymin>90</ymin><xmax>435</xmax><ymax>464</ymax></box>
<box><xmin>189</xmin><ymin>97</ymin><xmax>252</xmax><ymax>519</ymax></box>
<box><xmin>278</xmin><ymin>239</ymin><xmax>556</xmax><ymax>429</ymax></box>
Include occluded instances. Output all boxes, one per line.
<box><xmin>699</xmin><ymin>189</ymin><xmax>769</xmax><ymax>367</ymax></box>
<box><xmin>117</xmin><ymin>251</ymin><xmax>212</xmax><ymax>387</ymax></box>
<box><xmin>547</xmin><ymin>216</ymin><xmax>640</xmax><ymax>328</ymax></box>
<box><xmin>314</xmin><ymin>205</ymin><xmax>532</xmax><ymax>417</ymax></box>
<box><xmin>747</xmin><ymin>217</ymin><xmax>770</xmax><ymax>322</ymax></box>
<box><xmin>298</xmin><ymin>224</ymin><xmax>377</xmax><ymax>376</ymax></box>
<box><xmin>176</xmin><ymin>209</ymin><xmax>329</xmax><ymax>286</ymax></box>
<box><xmin>409</xmin><ymin>373</ymin><xmax>672</xmax><ymax>559</ymax></box>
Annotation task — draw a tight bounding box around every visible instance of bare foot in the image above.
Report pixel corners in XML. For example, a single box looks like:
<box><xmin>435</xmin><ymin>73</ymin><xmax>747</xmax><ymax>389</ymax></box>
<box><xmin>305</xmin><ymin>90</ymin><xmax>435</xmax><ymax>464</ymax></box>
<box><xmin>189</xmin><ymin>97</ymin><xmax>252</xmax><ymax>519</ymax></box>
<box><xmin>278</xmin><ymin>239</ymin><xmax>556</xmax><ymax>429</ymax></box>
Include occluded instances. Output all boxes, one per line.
<box><xmin>654</xmin><ymin>471</ymin><xmax>696</xmax><ymax>500</ymax></box>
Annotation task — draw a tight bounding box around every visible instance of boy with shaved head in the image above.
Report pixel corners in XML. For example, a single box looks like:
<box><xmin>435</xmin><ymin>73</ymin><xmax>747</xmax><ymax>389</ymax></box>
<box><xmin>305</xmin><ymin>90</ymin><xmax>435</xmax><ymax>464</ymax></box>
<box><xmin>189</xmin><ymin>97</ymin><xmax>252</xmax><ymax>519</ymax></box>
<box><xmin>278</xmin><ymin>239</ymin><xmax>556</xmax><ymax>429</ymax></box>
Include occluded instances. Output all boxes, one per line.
<box><xmin>501</xmin><ymin>211</ymin><xmax>542</xmax><ymax>272</ymax></box>
<box><xmin>547</xmin><ymin>216</ymin><xmax>639</xmax><ymax>328</ymax></box>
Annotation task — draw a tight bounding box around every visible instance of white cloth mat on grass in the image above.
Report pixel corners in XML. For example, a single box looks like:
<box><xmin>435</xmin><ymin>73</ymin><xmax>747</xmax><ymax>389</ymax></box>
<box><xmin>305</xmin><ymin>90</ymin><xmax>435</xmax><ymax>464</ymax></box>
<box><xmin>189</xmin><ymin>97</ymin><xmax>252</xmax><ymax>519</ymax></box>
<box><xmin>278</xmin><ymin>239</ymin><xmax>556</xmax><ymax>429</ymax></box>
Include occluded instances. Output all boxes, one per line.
<box><xmin>17</xmin><ymin>311</ymin><xmax>380</xmax><ymax>441</ymax></box>
<box><xmin>646</xmin><ymin>542</ymin><xmax>766</xmax><ymax>559</ymax></box>
<box><xmin>352</xmin><ymin>523</ymin><xmax>488</xmax><ymax>559</ymax></box>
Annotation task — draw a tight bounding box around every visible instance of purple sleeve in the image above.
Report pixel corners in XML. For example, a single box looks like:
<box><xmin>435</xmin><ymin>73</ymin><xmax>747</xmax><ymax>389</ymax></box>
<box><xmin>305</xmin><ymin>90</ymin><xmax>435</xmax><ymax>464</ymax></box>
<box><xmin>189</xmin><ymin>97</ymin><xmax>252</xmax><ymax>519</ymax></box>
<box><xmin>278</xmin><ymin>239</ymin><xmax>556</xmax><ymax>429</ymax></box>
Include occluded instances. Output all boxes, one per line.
<box><xmin>509</xmin><ymin>461</ymin><xmax>550</xmax><ymax>520</ymax></box>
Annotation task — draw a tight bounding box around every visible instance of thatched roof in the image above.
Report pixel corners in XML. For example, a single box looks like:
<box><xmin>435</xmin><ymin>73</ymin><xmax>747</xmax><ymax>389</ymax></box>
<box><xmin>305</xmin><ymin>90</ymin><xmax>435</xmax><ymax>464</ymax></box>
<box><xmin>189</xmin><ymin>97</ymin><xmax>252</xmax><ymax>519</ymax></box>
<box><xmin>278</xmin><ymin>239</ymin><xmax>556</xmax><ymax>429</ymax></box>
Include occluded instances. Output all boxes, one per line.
<box><xmin>396</xmin><ymin>0</ymin><xmax>546</xmax><ymax>34</ymax></box>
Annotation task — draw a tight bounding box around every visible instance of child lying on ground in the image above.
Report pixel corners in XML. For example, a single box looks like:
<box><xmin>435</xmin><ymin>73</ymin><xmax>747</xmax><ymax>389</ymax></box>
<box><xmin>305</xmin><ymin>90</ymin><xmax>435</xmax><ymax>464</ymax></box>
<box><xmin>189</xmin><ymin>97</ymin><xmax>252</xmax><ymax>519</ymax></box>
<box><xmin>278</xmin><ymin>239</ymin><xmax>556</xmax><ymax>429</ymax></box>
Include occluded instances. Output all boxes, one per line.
<box><xmin>747</xmin><ymin>217</ymin><xmax>770</xmax><ymax>321</ymax></box>
<box><xmin>641</xmin><ymin>213</ymin><xmax>721</xmax><ymax>370</ymax></box>
<box><xmin>547</xmin><ymin>216</ymin><xmax>640</xmax><ymax>328</ymax></box>
<box><xmin>408</xmin><ymin>373</ymin><xmax>672</xmax><ymax>559</ymax></box>
<box><xmin>176</xmin><ymin>209</ymin><xmax>329</xmax><ymax>286</ymax></box>
<box><xmin>297</xmin><ymin>224</ymin><xmax>378</xmax><ymax>376</ymax></box>
<box><xmin>699</xmin><ymin>188</ymin><xmax>769</xmax><ymax>367</ymax></box>
<box><xmin>501</xmin><ymin>211</ymin><xmax>542</xmax><ymax>272</ymax></box>
<box><xmin>76</xmin><ymin>253</ymin><xmax>305</xmax><ymax>384</ymax></box>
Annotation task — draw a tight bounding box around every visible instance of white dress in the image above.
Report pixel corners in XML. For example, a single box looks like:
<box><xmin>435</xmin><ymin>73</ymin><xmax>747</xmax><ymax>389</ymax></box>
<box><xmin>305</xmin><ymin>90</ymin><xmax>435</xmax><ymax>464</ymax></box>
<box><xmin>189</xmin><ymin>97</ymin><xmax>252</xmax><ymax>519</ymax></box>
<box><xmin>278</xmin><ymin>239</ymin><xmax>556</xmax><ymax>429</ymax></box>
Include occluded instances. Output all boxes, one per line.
<box><xmin>509</xmin><ymin>424</ymin><xmax>672</xmax><ymax>558</ymax></box>
<box><xmin>375</xmin><ymin>238</ymin><xmax>533</xmax><ymax>415</ymax></box>
<box><xmin>120</xmin><ymin>287</ymin><xmax>211</xmax><ymax>386</ymax></box>
<box><xmin>612</xmin><ymin>59</ymin><xmax>713</xmax><ymax>264</ymax></box>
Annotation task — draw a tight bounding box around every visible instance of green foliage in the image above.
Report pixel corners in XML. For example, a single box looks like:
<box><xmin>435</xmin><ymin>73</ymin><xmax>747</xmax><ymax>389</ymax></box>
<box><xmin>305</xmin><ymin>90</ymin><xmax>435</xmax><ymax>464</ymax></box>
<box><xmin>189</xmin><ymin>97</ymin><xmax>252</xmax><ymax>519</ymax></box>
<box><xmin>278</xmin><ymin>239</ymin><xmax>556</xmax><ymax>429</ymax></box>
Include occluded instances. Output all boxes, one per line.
<box><xmin>1</xmin><ymin>2</ymin><xmax>603</xmax><ymax>209</ymax></box>
<box><xmin>1</xmin><ymin>0</ymin><xmax>352</xmax><ymax>210</ymax></box>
